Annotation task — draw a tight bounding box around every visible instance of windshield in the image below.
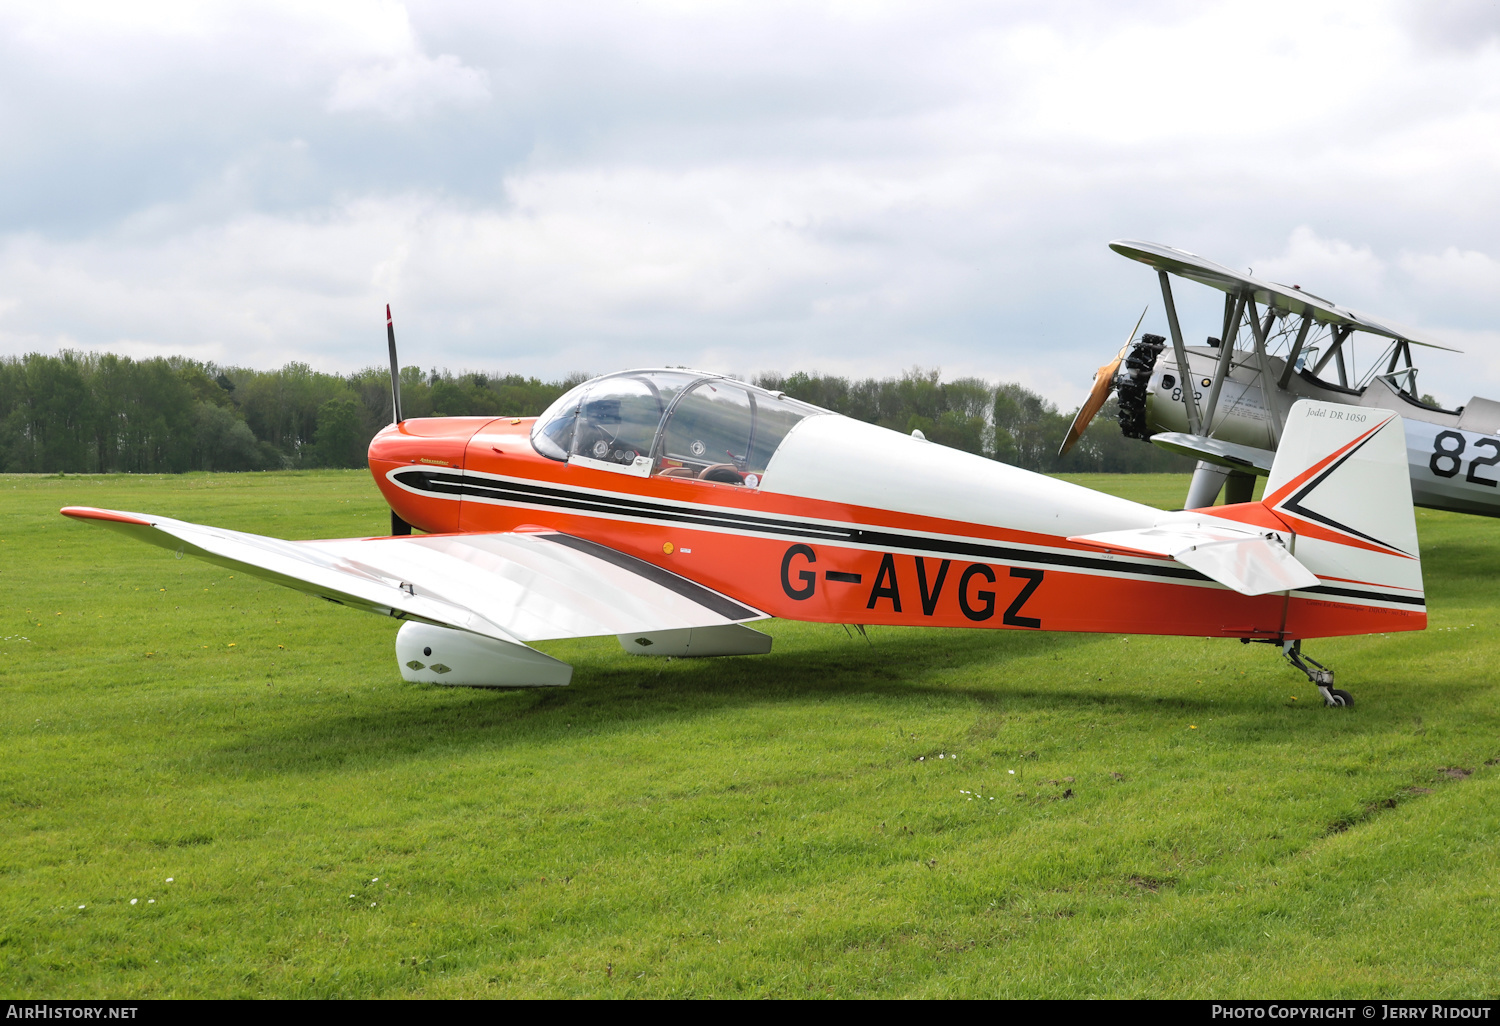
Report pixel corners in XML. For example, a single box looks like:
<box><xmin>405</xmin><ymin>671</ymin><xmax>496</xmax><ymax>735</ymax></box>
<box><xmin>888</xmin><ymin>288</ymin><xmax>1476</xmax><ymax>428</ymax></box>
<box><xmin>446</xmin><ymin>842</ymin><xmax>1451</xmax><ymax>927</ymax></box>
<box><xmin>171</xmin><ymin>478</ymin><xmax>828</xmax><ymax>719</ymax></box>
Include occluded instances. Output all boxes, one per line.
<box><xmin>530</xmin><ymin>381</ymin><xmax>590</xmax><ymax>461</ymax></box>
<box><xmin>532</xmin><ymin>371</ymin><xmax>696</xmax><ymax>463</ymax></box>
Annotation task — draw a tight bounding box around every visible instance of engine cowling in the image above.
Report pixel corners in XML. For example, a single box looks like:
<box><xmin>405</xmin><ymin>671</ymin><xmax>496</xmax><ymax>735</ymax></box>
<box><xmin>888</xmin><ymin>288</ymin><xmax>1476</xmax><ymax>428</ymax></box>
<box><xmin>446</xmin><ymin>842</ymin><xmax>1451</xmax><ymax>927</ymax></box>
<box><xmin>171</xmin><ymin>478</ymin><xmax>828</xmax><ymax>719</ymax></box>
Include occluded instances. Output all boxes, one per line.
<box><xmin>1117</xmin><ymin>334</ymin><xmax>1166</xmax><ymax>441</ymax></box>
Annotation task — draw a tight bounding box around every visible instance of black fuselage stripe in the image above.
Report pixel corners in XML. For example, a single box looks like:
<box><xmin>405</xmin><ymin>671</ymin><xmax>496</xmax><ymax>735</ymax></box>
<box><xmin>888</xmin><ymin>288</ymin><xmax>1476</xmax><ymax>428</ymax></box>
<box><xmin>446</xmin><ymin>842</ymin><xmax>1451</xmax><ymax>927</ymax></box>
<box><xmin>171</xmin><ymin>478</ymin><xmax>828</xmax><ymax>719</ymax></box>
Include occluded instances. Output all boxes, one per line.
<box><xmin>393</xmin><ymin>469</ymin><xmax>1425</xmax><ymax>607</ymax></box>
<box><xmin>1299</xmin><ymin>584</ymin><xmax>1425</xmax><ymax>607</ymax></box>
<box><xmin>397</xmin><ymin>468</ymin><xmax>1201</xmax><ymax>579</ymax></box>
<box><xmin>419</xmin><ymin>472</ymin><xmax>854</xmax><ymax>539</ymax></box>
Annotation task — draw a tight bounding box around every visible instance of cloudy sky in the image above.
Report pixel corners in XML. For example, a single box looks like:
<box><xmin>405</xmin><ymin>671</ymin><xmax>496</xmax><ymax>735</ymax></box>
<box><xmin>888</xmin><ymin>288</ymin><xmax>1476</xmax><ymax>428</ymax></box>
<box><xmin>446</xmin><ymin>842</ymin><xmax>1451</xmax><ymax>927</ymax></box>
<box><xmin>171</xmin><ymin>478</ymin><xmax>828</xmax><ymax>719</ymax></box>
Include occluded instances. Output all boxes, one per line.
<box><xmin>1</xmin><ymin>0</ymin><xmax>1498</xmax><ymax>407</ymax></box>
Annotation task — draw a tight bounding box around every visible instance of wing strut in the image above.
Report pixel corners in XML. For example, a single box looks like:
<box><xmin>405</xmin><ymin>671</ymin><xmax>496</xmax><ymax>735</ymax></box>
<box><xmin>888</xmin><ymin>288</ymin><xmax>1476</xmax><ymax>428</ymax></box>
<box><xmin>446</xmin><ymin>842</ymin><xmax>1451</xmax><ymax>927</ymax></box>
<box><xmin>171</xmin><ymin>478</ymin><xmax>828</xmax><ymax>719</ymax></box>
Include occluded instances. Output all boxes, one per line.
<box><xmin>1201</xmin><ymin>290</ymin><xmax>1245</xmax><ymax>434</ymax></box>
<box><xmin>1157</xmin><ymin>270</ymin><xmax>1200</xmax><ymax>434</ymax></box>
<box><xmin>1311</xmin><ymin>325</ymin><xmax>1351</xmax><ymax>383</ymax></box>
<box><xmin>1278</xmin><ymin>312</ymin><xmax>1315</xmax><ymax>389</ymax></box>
<box><xmin>1370</xmin><ymin>339</ymin><xmax>1417</xmax><ymax>394</ymax></box>
<box><xmin>1245</xmin><ymin>298</ymin><xmax>1283</xmax><ymax>447</ymax></box>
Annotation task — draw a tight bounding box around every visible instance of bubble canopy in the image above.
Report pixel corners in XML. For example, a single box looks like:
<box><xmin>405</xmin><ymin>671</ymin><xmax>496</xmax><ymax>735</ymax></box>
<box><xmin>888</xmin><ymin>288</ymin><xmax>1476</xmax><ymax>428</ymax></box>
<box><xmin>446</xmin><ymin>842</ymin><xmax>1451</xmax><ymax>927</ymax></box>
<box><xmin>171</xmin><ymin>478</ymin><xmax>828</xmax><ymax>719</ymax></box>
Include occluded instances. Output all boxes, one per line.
<box><xmin>530</xmin><ymin>370</ymin><xmax>824</xmax><ymax>485</ymax></box>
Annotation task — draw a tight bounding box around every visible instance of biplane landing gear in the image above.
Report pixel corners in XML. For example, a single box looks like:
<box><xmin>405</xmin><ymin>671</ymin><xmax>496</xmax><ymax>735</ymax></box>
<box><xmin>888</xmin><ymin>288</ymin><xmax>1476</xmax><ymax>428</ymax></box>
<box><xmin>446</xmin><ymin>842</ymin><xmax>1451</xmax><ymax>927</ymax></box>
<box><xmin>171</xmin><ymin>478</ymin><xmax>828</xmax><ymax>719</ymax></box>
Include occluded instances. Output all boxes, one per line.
<box><xmin>1282</xmin><ymin>640</ymin><xmax>1353</xmax><ymax>708</ymax></box>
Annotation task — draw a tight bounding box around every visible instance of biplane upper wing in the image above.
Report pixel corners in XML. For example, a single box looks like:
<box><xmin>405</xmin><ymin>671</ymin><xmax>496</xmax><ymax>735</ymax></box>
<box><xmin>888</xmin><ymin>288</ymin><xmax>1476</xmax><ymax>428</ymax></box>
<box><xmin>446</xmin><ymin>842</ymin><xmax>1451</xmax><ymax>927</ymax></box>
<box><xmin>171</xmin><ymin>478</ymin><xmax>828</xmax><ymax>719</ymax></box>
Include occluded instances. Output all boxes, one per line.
<box><xmin>60</xmin><ymin>507</ymin><xmax>766</xmax><ymax>644</ymax></box>
<box><xmin>1110</xmin><ymin>239</ymin><xmax>1460</xmax><ymax>352</ymax></box>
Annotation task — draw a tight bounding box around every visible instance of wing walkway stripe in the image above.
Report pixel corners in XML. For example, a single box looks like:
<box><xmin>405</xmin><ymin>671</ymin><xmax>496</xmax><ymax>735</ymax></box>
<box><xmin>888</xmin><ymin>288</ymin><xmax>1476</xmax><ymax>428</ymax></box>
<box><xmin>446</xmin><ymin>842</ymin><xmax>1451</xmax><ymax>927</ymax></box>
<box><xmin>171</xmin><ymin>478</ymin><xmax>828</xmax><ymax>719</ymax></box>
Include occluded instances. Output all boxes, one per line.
<box><xmin>539</xmin><ymin>532</ymin><xmax>761</xmax><ymax>622</ymax></box>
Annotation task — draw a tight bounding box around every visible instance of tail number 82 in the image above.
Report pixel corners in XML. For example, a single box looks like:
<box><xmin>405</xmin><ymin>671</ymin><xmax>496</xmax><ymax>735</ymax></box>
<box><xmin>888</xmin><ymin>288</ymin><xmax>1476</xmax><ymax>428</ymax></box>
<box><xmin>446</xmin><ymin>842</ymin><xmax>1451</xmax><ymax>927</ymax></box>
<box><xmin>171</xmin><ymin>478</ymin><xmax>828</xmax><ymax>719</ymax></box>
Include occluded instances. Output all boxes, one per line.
<box><xmin>1430</xmin><ymin>430</ymin><xmax>1500</xmax><ymax>486</ymax></box>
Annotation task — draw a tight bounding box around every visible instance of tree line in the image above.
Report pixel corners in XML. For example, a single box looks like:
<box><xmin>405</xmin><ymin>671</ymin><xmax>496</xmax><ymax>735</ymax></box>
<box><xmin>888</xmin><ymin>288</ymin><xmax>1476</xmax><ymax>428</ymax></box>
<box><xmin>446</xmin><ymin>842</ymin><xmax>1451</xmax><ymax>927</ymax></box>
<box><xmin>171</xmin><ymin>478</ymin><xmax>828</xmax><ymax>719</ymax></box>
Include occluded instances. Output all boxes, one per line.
<box><xmin>0</xmin><ymin>351</ymin><xmax>1193</xmax><ymax>474</ymax></box>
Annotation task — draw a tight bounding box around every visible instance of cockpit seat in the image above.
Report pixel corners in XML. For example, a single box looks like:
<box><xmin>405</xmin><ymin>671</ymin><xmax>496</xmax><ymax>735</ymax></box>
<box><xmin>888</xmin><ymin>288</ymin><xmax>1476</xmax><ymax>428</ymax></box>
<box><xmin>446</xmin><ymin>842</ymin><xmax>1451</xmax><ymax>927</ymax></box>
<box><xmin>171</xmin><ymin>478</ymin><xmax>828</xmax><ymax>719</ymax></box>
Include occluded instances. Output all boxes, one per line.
<box><xmin>657</xmin><ymin>466</ymin><xmax>696</xmax><ymax>479</ymax></box>
<box><xmin>699</xmin><ymin>464</ymin><xmax>745</xmax><ymax>484</ymax></box>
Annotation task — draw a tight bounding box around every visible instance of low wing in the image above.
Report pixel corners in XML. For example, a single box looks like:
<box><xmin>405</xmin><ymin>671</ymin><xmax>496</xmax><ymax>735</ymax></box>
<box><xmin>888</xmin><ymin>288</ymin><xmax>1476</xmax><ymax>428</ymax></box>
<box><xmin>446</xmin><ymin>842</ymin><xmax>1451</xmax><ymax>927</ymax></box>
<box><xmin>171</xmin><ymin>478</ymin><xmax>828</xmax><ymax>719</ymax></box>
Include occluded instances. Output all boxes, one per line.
<box><xmin>1069</xmin><ymin>521</ymin><xmax>1319</xmax><ymax>597</ymax></box>
<box><xmin>1110</xmin><ymin>239</ymin><xmax>1460</xmax><ymax>352</ymax></box>
<box><xmin>61</xmin><ymin>507</ymin><xmax>765</xmax><ymax>644</ymax></box>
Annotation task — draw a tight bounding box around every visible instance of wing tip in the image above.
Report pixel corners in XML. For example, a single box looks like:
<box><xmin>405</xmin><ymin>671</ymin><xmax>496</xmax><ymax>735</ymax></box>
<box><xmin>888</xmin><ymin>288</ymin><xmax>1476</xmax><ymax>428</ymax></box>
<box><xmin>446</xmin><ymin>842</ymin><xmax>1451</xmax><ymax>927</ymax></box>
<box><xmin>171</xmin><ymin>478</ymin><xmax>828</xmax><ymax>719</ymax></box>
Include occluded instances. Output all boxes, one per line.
<box><xmin>60</xmin><ymin>506</ymin><xmax>152</xmax><ymax>526</ymax></box>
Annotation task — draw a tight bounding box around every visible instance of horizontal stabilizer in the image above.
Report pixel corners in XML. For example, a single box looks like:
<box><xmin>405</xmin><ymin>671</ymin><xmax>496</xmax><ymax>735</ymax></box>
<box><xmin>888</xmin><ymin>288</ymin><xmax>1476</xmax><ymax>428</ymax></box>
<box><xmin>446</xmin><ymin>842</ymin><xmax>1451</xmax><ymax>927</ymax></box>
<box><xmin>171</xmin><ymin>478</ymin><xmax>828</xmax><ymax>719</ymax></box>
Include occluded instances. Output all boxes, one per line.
<box><xmin>60</xmin><ymin>506</ymin><xmax>765</xmax><ymax>644</ymax></box>
<box><xmin>1070</xmin><ymin>522</ymin><xmax>1319</xmax><ymax>596</ymax></box>
<box><xmin>1150</xmin><ymin>432</ymin><xmax>1274</xmax><ymax>475</ymax></box>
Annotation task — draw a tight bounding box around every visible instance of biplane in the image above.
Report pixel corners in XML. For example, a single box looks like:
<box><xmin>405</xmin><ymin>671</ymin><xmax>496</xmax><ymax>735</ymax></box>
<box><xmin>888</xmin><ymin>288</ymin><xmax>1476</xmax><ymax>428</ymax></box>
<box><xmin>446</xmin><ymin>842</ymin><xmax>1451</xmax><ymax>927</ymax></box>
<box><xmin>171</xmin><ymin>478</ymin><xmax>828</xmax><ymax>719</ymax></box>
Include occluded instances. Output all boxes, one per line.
<box><xmin>62</xmin><ymin>311</ymin><xmax>1426</xmax><ymax>707</ymax></box>
<box><xmin>1062</xmin><ymin>239</ymin><xmax>1500</xmax><ymax>516</ymax></box>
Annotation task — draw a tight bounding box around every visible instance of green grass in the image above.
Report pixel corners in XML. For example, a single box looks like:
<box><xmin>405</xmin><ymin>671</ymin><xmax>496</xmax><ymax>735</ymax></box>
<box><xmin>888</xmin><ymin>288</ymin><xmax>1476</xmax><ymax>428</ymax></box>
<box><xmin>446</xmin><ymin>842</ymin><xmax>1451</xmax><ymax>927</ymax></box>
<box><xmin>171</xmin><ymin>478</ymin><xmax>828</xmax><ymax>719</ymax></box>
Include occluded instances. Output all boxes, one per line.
<box><xmin>2</xmin><ymin>470</ymin><xmax>1497</xmax><ymax>998</ymax></box>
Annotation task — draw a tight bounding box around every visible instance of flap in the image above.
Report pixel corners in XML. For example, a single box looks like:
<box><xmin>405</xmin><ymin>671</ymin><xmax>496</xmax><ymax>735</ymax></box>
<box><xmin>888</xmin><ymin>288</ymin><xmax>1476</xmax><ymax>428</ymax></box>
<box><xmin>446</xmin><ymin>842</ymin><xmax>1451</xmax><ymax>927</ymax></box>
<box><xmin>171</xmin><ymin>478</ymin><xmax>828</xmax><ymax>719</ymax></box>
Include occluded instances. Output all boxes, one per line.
<box><xmin>1070</xmin><ymin>523</ymin><xmax>1319</xmax><ymax>596</ymax></box>
<box><xmin>61</xmin><ymin>506</ymin><xmax>765</xmax><ymax>643</ymax></box>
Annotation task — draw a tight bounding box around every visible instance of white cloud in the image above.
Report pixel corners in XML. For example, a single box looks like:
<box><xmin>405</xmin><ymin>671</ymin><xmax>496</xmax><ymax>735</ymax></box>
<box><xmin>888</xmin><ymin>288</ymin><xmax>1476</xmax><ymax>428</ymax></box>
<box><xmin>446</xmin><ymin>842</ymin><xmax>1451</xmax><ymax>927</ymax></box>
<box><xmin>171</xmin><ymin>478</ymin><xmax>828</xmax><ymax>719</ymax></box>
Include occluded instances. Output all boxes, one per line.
<box><xmin>1399</xmin><ymin>0</ymin><xmax>1500</xmax><ymax>53</ymax></box>
<box><xmin>328</xmin><ymin>53</ymin><xmax>489</xmax><ymax>120</ymax></box>
<box><xmin>1251</xmin><ymin>227</ymin><xmax>1388</xmax><ymax>298</ymax></box>
<box><xmin>2</xmin><ymin>1</ymin><xmax>1500</xmax><ymax>410</ymax></box>
<box><xmin>0</xmin><ymin>168</ymin><xmax>992</xmax><ymax>376</ymax></box>
<box><xmin>1398</xmin><ymin>246</ymin><xmax>1500</xmax><ymax>303</ymax></box>
<box><xmin>1227</xmin><ymin>226</ymin><xmax>1500</xmax><ymax>407</ymax></box>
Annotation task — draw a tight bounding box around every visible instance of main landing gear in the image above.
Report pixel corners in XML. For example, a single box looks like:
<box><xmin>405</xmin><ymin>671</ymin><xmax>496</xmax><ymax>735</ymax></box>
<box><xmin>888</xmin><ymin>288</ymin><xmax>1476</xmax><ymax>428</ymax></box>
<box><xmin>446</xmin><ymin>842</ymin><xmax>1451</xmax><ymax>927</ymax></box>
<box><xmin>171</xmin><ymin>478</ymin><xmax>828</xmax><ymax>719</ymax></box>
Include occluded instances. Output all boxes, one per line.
<box><xmin>1242</xmin><ymin>639</ymin><xmax>1354</xmax><ymax>707</ymax></box>
<box><xmin>1282</xmin><ymin>640</ymin><xmax>1353</xmax><ymax>708</ymax></box>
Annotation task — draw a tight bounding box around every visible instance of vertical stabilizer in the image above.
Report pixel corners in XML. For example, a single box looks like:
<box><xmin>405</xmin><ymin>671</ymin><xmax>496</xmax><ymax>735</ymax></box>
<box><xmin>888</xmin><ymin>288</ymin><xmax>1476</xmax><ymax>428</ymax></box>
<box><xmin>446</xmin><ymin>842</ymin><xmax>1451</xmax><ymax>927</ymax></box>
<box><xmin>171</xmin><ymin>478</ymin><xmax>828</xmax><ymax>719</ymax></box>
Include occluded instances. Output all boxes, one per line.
<box><xmin>1263</xmin><ymin>400</ymin><xmax>1424</xmax><ymax>633</ymax></box>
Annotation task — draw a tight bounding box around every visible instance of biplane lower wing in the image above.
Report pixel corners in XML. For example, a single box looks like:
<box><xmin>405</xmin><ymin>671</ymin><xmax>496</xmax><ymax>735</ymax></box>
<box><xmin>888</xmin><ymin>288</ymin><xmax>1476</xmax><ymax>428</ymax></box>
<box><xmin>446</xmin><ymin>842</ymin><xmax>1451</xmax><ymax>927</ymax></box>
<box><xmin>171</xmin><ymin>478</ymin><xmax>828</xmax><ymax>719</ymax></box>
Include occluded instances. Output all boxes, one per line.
<box><xmin>59</xmin><ymin>507</ymin><xmax>767</xmax><ymax>645</ymax></box>
<box><xmin>1149</xmin><ymin>432</ymin><xmax>1275</xmax><ymax>476</ymax></box>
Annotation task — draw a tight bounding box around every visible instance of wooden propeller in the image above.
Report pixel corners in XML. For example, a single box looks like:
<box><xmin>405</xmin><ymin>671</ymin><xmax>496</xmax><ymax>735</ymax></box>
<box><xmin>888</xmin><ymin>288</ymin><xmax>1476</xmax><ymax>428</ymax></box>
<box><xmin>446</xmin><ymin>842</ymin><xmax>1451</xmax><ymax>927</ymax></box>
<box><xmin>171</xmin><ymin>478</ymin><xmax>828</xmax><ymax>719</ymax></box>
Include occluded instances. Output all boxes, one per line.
<box><xmin>1057</xmin><ymin>306</ymin><xmax>1148</xmax><ymax>458</ymax></box>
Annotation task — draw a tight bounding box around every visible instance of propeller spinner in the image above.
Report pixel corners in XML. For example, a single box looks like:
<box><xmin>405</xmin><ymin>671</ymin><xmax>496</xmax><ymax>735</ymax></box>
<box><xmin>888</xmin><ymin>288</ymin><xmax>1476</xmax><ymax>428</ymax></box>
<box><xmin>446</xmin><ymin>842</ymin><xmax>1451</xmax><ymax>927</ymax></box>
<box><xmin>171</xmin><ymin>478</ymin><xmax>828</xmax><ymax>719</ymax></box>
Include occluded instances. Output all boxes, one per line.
<box><xmin>1057</xmin><ymin>306</ymin><xmax>1148</xmax><ymax>458</ymax></box>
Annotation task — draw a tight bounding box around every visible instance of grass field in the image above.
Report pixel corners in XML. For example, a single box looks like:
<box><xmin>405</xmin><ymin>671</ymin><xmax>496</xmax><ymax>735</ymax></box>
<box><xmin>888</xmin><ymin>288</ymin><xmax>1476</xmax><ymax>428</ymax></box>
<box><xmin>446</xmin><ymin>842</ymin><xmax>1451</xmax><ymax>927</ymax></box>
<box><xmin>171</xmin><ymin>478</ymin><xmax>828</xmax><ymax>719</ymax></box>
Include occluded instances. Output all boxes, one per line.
<box><xmin>2</xmin><ymin>469</ymin><xmax>1498</xmax><ymax>998</ymax></box>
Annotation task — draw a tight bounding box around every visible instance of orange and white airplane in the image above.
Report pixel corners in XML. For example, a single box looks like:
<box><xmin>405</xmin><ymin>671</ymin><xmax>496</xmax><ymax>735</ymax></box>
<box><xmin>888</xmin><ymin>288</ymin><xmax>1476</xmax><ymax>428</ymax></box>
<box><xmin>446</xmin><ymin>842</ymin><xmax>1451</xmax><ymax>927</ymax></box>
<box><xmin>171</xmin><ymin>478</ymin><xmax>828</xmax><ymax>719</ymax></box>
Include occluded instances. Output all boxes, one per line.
<box><xmin>62</xmin><ymin>335</ymin><xmax>1426</xmax><ymax>707</ymax></box>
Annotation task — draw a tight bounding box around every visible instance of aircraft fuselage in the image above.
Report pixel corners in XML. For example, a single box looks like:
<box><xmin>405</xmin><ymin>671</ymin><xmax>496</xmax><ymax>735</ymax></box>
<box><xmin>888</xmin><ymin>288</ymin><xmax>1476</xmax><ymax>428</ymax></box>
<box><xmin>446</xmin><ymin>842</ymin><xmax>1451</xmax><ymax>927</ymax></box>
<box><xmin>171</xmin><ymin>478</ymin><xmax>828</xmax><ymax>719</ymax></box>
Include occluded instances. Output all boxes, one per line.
<box><xmin>368</xmin><ymin>408</ymin><xmax>1424</xmax><ymax>641</ymax></box>
<box><xmin>1146</xmin><ymin>345</ymin><xmax>1500</xmax><ymax>517</ymax></box>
